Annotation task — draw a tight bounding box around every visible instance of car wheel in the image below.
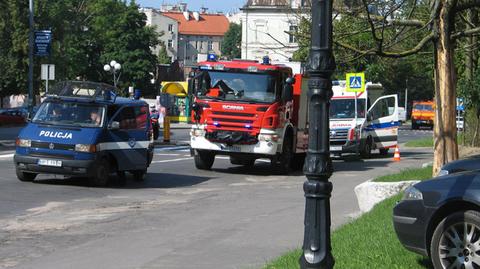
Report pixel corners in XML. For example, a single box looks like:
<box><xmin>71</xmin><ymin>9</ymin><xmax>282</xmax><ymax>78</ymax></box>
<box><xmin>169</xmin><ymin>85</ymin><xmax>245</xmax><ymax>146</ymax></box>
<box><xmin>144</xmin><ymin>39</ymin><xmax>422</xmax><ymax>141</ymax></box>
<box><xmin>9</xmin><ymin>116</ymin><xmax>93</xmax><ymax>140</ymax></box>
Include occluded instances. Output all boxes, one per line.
<box><xmin>132</xmin><ymin>170</ymin><xmax>146</xmax><ymax>182</ymax></box>
<box><xmin>194</xmin><ymin>150</ymin><xmax>215</xmax><ymax>170</ymax></box>
<box><xmin>89</xmin><ymin>158</ymin><xmax>110</xmax><ymax>187</ymax></box>
<box><xmin>271</xmin><ymin>135</ymin><xmax>293</xmax><ymax>174</ymax></box>
<box><xmin>431</xmin><ymin>210</ymin><xmax>480</xmax><ymax>269</ymax></box>
<box><xmin>16</xmin><ymin>168</ymin><xmax>37</xmax><ymax>182</ymax></box>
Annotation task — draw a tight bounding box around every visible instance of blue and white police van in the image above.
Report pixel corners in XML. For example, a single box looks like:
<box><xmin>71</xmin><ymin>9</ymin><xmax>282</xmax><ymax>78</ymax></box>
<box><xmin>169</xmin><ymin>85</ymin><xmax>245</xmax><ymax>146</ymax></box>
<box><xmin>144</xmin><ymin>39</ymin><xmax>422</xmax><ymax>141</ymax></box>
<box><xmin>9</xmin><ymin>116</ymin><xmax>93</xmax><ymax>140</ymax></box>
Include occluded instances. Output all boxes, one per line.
<box><xmin>14</xmin><ymin>81</ymin><xmax>154</xmax><ymax>186</ymax></box>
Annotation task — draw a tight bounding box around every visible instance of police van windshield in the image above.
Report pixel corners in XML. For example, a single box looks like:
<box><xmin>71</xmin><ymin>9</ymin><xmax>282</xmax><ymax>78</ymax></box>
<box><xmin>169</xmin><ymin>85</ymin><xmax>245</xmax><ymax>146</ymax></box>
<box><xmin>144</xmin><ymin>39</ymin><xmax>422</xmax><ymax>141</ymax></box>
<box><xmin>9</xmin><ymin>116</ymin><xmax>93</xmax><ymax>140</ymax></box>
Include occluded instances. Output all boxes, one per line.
<box><xmin>197</xmin><ymin>71</ymin><xmax>277</xmax><ymax>103</ymax></box>
<box><xmin>330</xmin><ymin>99</ymin><xmax>366</xmax><ymax>119</ymax></box>
<box><xmin>32</xmin><ymin>101</ymin><xmax>106</xmax><ymax>128</ymax></box>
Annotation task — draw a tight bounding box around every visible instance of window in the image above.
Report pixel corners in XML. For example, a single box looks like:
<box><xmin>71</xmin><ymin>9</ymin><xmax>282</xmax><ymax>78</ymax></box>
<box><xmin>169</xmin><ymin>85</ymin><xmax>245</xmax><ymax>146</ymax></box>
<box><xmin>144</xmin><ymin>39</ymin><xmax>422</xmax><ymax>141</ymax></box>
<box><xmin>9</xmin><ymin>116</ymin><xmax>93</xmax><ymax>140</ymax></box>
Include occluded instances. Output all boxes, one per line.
<box><xmin>168</xmin><ymin>24</ymin><xmax>174</xmax><ymax>32</ymax></box>
<box><xmin>113</xmin><ymin>106</ymin><xmax>148</xmax><ymax>130</ymax></box>
<box><xmin>289</xmin><ymin>25</ymin><xmax>298</xmax><ymax>43</ymax></box>
<box><xmin>167</xmin><ymin>39</ymin><xmax>173</xmax><ymax>48</ymax></box>
<box><xmin>207</xmin><ymin>41</ymin><xmax>213</xmax><ymax>51</ymax></box>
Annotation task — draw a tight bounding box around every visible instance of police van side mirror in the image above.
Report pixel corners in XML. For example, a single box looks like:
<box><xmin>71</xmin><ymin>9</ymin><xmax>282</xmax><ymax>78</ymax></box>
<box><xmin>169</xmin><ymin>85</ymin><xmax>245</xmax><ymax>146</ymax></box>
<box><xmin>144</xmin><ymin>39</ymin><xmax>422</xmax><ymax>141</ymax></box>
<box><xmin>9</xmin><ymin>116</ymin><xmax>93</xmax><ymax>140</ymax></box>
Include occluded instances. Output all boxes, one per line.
<box><xmin>109</xmin><ymin>121</ymin><xmax>120</xmax><ymax>130</ymax></box>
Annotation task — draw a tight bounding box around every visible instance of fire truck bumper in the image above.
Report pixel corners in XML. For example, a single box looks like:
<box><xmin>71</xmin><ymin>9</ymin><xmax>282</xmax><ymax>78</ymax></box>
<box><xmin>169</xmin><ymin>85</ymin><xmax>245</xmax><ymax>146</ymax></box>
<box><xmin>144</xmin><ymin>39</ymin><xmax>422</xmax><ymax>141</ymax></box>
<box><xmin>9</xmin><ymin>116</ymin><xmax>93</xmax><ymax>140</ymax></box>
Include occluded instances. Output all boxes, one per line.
<box><xmin>190</xmin><ymin>136</ymin><xmax>279</xmax><ymax>156</ymax></box>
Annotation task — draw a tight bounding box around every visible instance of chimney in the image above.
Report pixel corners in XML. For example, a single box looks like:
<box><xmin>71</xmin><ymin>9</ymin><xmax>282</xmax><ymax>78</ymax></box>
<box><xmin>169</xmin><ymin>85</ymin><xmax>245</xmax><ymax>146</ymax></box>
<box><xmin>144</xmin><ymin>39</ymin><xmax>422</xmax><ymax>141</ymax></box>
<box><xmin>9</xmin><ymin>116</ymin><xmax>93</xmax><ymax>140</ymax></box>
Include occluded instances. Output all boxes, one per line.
<box><xmin>183</xmin><ymin>11</ymin><xmax>190</xmax><ymax>21</ymax></box>
<box><xmin>193</xmin><ymin>12</ymin><xmax>200</xmax><ymax>21</ymax></box>
<box><xmin>201</xmin><ymin>7</ymin><xmax>208</xmax><ymax>13</ymax></box>
<box><xmin>179</xmin><ymin>3</ymin><xmax>187</xmax><ymax>11</ymax></box>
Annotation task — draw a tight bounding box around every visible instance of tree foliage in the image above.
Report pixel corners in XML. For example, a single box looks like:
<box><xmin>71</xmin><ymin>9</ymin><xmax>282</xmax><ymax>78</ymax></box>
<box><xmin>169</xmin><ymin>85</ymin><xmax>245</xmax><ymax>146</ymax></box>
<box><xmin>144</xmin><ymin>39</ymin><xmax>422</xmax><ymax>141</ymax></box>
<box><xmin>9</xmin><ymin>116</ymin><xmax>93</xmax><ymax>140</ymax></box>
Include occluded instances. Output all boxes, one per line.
<box><xmin>221</xmin><ymin>23</ymin><xmax>242</xmax><ymax>59</ymax></box>
<box><xmin>0</xmin><ymin>0</ymin><xmax>159</xmax><ymax>98</ymax></box>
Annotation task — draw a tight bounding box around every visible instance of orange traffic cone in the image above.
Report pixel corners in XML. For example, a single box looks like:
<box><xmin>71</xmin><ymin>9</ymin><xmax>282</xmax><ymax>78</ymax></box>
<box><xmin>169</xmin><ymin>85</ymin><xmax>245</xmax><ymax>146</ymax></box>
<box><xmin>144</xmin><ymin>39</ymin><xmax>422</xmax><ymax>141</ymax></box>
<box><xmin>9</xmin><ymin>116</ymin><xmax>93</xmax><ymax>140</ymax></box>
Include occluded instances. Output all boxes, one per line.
<box><xmin>393</xmin><ymin>145</ymin><xmax>401</xmax><ymax>162</ymax></box>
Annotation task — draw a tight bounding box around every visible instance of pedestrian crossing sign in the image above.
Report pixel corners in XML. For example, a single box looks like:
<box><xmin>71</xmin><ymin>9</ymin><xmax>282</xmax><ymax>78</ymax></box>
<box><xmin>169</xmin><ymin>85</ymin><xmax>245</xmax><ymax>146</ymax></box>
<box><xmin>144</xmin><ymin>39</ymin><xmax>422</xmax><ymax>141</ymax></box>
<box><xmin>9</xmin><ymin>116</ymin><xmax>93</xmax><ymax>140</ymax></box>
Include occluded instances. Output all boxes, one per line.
<box><xmin>346</xmin><ymin>73</ymin><xmax>365</xmax><ymax>93</ymax></box>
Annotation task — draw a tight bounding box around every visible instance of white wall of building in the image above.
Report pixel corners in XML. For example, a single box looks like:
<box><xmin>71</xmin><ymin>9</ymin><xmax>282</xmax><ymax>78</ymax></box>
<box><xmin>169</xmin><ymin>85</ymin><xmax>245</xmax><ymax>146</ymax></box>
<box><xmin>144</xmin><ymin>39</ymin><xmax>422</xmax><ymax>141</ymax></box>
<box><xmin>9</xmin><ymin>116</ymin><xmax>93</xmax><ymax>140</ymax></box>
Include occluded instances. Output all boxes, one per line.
<box><xmin>142</xmin><ymin>8</ymin><xmax>179</xmax><ymax>62</ymax></box>
<box><xmin>241</xmin><ymin>6</ymin><xmax>305</xmax><ymax>62</ymax></box>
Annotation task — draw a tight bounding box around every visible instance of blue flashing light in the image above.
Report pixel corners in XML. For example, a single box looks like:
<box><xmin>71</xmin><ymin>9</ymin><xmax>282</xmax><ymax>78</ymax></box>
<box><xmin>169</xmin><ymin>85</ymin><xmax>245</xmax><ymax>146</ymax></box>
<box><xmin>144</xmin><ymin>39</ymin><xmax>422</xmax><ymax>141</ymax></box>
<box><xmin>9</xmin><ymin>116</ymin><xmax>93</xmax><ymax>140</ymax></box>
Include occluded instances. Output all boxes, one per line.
<box><xmin>213</xmin><ymin>122</ymin><xmax>220</xmax><ymax>127</ymax></box>
<box><xmin>262</xmin><ymin>56</ymin><xmax>270</xmax><ymax>65</ymax></box>
<box><xmin>245</xmin><ymin>124</ymin><xmax>252</xmax><ymax>129</ymax></box>
<box><xmin>207</xmin><ymin>54</ymin><xmax>218</xmax><ymax>62</ymax></box>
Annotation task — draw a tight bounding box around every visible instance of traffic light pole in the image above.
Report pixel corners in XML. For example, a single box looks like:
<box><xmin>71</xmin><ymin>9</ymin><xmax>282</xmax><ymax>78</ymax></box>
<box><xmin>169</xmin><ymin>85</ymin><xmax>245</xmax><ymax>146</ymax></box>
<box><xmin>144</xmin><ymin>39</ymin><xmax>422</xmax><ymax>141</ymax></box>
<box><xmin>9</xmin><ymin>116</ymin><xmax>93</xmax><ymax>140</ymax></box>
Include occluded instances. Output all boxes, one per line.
<box><xmin>300</xmin><ymin>0</ymin><xmax>336</xmax><ymax>269</ymax></box>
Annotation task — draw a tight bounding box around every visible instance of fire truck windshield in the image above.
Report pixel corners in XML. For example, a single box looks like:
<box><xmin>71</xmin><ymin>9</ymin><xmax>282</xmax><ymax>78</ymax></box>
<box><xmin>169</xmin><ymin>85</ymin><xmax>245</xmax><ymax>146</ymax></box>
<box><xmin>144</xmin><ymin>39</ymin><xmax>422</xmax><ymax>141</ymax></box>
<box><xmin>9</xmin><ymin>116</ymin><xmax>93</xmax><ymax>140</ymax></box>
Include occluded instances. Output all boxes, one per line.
<box><xmin>330</xmin><ymin>99</ymin><xmax>366</xmax><ymax>119</ymax></box>
<box><xmin>198</xmin><ymin>71</ymin><xmax>277</xmax><ymax>103</ymax></box>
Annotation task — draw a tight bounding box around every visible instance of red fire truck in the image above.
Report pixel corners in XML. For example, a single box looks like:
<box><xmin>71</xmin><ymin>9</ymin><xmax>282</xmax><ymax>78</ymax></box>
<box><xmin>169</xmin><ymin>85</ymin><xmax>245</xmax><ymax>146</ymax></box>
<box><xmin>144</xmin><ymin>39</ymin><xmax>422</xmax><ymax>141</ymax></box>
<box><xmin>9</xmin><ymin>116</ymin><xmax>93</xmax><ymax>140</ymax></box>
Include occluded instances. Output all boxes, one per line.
<box><xmin>189</xmin><ymin>57</ymin><xmax>308</xmax><ymax>174</ymax></box>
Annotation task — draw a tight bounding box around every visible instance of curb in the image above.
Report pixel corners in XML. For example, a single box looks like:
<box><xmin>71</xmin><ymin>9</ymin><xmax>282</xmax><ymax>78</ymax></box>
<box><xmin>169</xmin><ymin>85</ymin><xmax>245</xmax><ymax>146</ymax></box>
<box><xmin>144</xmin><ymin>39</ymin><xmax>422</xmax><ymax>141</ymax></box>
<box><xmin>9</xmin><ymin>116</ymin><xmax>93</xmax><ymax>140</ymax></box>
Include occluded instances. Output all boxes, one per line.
<box><xmin>354</xmin><ymin>180</ymin><xmax>420</xmax><ymax>213</ymax></box>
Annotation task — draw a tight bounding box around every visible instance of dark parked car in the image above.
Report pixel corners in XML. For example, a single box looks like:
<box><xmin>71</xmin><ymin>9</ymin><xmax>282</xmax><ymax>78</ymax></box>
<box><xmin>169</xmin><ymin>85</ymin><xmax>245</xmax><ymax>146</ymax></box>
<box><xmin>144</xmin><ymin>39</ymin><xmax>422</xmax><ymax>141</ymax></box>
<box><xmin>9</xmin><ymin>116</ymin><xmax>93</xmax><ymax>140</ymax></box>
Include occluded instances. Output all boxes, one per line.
<box><xmin>438</xmin><ymin>154</ymin><xmax>480</xmax><ymax>176</ymax></box>
<box><xmin>393</xmin><ymin>171</ymin><xmax>480</xmax><ymax>268</ymax></box>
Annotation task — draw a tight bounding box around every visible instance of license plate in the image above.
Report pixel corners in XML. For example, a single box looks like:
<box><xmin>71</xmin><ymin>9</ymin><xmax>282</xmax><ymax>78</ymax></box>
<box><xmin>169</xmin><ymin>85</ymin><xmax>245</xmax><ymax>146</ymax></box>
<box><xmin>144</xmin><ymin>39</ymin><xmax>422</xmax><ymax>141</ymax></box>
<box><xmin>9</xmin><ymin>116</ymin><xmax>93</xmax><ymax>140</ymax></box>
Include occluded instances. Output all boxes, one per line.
<box><xmin>225</xmin><ymin>146</ymin><xmax>241</xmax><ymax>152</ymax></box>
<box><xmin>330</xmin><ymin>146</ymin><xmax>342</xmax><ymax>151</ymax></box>
<box><xmin>38</xmin><ymin>159</ymin><xmax>62</xmax><ymax>167</ymax></box>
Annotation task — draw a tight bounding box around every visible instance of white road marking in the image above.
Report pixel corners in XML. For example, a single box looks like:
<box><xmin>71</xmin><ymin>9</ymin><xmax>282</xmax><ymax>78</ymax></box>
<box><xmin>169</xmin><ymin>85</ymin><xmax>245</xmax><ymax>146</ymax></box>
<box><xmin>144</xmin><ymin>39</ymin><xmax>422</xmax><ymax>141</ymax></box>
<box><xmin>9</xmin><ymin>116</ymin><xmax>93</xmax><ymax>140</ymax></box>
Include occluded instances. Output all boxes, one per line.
<box><xmin>151</xmin><ymin>157</ymin><xmax>193</xmax><ymax>163</ymax></box>
<box><xmin>154</xmin><ymin>146</ymin><xmax>190</xmax><ymax>152</ymax></box>
<box><xmin>0</xmin><ymin>153</ymin><xmax>14</xmax><ymax>159</ymax></box>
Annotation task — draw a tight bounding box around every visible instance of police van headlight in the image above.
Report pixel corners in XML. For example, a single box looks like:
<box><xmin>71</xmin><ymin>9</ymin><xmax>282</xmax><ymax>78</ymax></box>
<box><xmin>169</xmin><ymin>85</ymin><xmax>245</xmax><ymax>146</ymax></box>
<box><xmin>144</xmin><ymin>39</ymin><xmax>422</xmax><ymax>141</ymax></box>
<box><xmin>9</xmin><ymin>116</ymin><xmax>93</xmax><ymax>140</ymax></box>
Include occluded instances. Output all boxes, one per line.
<box><xmin>75</xmin><ymin>144</ymin><xmax>96</xmax><ymax>153</ymax></box>
<box><xmin>16</xmin><ymin>138</ymin><xmax>31</xmax><ymax>147</ymax></box>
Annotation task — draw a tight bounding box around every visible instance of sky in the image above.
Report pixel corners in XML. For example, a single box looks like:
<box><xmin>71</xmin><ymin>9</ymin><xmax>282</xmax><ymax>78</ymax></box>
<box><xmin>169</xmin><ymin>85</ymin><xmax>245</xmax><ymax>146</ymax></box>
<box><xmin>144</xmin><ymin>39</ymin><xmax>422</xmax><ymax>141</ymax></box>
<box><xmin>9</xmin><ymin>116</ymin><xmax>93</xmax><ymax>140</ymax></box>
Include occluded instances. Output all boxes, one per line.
<box><xmin>136</xmin><ymin>0</ymin><xmax>246</xmax><ymax>13</ymax></box>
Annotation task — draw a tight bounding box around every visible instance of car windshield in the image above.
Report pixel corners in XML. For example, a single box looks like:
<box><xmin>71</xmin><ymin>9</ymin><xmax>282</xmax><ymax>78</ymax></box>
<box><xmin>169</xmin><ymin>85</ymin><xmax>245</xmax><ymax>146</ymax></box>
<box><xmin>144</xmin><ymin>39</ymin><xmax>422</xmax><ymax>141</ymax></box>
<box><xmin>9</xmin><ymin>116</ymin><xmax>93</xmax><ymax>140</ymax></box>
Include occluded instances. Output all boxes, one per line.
<box><xmin>197</xmin><ymin>71</ymin><xmax>277</xmax><ymax>103</ymax></box>
<box><xmin>330</xmin><ymin>99</ymin><xmax>366</xmax><ymax>119</ymax></box>
<box><xmin>32</xmin><ymin>101</ymin><xmax>106</xmax><ymax>128</ymax></box>
<box><xmin>414</xmin><ymin>104</ymin><xmax>433</xmax><ymax>111</ymax></box>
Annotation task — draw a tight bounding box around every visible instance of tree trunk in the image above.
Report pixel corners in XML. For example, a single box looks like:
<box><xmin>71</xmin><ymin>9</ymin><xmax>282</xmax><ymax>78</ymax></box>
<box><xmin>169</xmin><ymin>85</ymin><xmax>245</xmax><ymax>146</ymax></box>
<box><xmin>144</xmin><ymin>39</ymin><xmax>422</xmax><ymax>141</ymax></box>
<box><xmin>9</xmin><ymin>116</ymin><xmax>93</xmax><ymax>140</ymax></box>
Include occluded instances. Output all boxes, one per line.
<box><xmin>432</xmin><ymin>1</ymin><xmax>459</xmax><ymax>176</ymax></box>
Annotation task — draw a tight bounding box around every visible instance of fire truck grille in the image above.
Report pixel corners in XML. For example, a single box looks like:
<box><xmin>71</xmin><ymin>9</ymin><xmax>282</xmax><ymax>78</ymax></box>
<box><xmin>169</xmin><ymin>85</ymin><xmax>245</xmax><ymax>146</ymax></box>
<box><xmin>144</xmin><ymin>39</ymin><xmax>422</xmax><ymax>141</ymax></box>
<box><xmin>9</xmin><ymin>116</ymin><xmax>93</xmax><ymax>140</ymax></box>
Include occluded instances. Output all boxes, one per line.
<box><xmin>212</xmin><ymin>118</ymin><xmax>254</xmax><ymax>124</ymax></box>
<box><xmin>206</xmin><ymin>130</ymin><xmax>258</xmax><ymax>145</ymax></box>
<box><xmin>212</xmin><ymin>111</ymin><xmax>255</xmax><ymax>117</ymax></box>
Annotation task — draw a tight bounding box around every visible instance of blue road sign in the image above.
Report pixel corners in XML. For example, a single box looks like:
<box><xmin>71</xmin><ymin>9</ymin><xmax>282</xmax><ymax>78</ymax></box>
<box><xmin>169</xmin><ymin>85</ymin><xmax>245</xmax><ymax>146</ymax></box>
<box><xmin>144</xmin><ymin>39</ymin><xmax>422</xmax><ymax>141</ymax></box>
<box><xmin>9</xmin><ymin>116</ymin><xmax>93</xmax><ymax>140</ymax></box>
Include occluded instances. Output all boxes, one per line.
<box><xmin>34</xmin><ymin>30</ymin><xmax>52</xmax><ymax>57</ymax></box>
<box><xmin>457</xmin><ymin>97</ymin><xmax>465</xmax><ymax>111</ymax></box>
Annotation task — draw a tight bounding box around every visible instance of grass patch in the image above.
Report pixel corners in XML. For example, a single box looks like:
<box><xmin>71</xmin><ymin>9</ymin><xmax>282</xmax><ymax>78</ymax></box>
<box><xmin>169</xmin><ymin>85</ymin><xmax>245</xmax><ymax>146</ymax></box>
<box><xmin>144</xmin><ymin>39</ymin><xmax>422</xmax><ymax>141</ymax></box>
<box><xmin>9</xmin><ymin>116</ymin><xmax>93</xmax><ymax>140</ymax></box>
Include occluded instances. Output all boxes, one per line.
<box><xmin>263</xmin><ymin>194</ymin><xmax>432</xmax><ymax>269</ymax></box>
<box><xmin>373</xmin><ymin>166</ymin><xmax>433</xmax><ymax>182</ymax></box>
<box><xmin>405</xmin><ymin>137</ymin><xmax>433</xmax><ymax>147</ymax></box>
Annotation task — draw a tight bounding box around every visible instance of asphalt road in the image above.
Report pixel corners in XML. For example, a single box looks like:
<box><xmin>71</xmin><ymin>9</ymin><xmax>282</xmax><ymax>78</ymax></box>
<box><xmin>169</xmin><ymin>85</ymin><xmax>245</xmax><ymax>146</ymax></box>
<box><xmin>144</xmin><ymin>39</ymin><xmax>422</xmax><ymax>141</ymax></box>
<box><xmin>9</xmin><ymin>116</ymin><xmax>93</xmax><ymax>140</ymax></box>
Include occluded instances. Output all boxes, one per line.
<box><xmin>0</xmin><ymin>127</ymin><xmax>433</xmax><ymax>269</ymax></box>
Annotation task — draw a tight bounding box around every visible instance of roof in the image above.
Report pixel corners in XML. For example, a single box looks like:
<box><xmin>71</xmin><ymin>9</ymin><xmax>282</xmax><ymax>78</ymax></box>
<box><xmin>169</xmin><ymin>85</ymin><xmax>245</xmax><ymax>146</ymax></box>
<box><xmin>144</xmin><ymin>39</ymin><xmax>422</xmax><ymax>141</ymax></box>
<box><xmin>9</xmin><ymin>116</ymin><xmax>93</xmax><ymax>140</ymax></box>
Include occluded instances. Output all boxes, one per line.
<box><xmin>245</xmin><ymin>0</ymin><xmax>290</xmax><ymax>6</ymax></box>
<box><xmin>162</xmin><ymin>12</ymin><xmax>229</xmax><ymax>36</ymax></box>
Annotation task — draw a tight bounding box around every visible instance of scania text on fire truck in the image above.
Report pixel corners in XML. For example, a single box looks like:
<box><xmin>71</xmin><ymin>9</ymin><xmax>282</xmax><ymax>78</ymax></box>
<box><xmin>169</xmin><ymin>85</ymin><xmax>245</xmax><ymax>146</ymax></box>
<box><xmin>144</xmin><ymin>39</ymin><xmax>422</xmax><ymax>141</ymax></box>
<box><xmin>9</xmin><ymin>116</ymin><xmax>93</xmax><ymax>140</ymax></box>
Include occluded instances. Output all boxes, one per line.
<box><xmin>188</xmin><ymin>57</ymin><xmax>308</xmax><ymax>174</ymax></box>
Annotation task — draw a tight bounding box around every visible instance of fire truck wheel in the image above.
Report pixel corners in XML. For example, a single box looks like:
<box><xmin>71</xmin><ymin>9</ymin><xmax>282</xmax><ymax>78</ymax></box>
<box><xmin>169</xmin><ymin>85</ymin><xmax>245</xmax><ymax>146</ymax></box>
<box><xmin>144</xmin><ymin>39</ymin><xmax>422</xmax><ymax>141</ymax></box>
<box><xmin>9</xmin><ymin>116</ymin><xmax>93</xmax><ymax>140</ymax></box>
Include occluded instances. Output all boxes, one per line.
<box><xmin>361</xmin><ymin>139</ymin><xmax>372</xmax><ymax>159</ymax></box>
<box><xmin>291</xmin><ymin>153</ymin><xmax>306</xmax><ymax>171</ymax></box>
<box><xmin>230</xmin><ymin>157</ymin><xmax>255</xmax><ymax>167</ymax></box>
<box><xmin>194</xmin><ymin>150</ymin><xmax>215</xmax><ymax>170</ymax></box>
<box><xmin>272</xmin><ymin>135</ymin><xmax>293</xmax><ymax>174</ymax></box>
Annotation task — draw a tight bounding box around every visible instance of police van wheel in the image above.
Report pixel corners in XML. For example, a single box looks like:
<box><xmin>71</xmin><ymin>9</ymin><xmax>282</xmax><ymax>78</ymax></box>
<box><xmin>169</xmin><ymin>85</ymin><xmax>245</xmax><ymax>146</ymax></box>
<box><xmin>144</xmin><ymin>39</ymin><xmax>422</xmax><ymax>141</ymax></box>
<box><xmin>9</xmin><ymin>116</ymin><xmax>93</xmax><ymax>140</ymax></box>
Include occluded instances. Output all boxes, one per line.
<box><xmin>16</xmin><ymin>169</ymin><xmax>36</xmax><ymax>182</ymax></box>
<box><xmin>116</xmin><ymin>171</ymin><xmax>127</xmax><ymax>186</ymax></box>
<box><xmin>194</xmin><ymin>150</ymin><xmax>215</xmax><ymax>170</ymax></box>
<box><xmin>90</xmin><ymin>159</ymin><xmax>110</xmax><ymax>187</ymax></box>
<box><xmin>132</xmin><ymin>170</ymin><xmax>146</xmax><ymax>182</ymax></box>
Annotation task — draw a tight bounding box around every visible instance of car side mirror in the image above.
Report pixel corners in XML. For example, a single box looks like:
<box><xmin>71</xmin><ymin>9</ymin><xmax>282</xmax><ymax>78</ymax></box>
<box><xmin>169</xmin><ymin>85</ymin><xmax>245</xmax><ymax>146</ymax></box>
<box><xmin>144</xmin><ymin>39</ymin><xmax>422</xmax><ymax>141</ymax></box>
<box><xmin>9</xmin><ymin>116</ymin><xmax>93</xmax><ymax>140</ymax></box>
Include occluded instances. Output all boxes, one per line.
<box><xmin>109</xmin><ymin>121</ymin><xmax>120</xmax><ymax>130</ymax></box>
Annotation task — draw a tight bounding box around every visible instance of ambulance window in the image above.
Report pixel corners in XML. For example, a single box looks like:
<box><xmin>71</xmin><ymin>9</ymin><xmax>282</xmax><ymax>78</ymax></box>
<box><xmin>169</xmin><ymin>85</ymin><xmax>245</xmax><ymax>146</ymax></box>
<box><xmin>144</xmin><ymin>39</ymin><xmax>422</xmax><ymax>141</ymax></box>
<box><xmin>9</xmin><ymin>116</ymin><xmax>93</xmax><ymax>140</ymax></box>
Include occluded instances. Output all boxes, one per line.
<box><xmin>134</xmin><ymin>106</ymin><xmax>148</xmax><ymax>130</ymax></box>
<box><xmin>370</xmin><ymin>98</ymin><xmax>394</xmax><ymax>120</ymax></box>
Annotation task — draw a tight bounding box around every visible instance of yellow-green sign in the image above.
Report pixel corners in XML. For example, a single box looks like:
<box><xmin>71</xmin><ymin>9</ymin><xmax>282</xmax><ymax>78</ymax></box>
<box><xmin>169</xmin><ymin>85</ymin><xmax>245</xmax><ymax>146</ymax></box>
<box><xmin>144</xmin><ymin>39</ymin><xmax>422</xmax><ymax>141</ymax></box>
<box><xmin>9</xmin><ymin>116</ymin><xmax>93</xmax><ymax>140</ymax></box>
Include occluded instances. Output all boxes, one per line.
<box><xmin>346</xmin><ymin>73</ymin><xmax>365</xmax><ymax>93</ymax></box>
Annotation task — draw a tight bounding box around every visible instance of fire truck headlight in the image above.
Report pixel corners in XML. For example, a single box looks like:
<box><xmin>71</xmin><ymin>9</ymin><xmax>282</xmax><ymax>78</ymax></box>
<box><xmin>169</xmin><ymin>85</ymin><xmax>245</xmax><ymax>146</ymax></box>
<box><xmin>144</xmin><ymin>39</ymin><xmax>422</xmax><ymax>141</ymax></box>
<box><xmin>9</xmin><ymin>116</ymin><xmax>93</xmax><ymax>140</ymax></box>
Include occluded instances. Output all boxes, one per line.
<box><xmin>258</xmin><ymin>134</ymin><xmax>279</xmax><ymax>142</ymax></box>
<box><xmin>191</xmin><ymin>128</ymin><xmax>205</xmax><ymax>137</ymax></box>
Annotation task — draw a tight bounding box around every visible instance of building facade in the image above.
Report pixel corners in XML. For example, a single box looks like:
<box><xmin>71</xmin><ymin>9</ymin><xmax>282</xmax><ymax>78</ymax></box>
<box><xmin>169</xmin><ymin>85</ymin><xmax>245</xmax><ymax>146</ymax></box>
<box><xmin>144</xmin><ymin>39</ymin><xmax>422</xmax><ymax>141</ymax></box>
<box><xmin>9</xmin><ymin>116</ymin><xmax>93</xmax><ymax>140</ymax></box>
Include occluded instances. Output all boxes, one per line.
<box><xmin>241</xmin><ymin>0</ymin><xmax>308</xmax><ymax>62</ymax></box>
<box><xmin>141</xmin><ymin>5</ymin><xmax>229</xmax><ymax>67</ymax></box>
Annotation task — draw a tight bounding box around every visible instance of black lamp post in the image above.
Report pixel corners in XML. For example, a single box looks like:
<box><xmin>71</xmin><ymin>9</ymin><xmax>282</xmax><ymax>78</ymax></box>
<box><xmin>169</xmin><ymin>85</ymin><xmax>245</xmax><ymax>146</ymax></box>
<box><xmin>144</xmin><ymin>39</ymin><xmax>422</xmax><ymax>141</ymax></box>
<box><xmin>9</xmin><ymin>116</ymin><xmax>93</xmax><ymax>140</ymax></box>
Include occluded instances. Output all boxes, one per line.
<box><xmin>300</xmin><ymin>0</ymin><xmax>336</xmax><ymax>268</ymax></box>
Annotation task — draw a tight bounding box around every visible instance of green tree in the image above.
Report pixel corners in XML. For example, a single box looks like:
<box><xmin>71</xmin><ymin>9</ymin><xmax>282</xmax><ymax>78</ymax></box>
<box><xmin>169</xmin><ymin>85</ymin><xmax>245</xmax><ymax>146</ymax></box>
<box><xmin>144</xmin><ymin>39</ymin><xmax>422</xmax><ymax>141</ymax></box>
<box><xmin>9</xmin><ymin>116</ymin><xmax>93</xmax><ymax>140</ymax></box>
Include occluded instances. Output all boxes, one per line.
<box><xmin>221</xmin><ymin>23</ymin><xmax>241</xmax><ymax>59</ymax></box>
<box><xmin>157</xmin><ymin>42</ymin><xmax>171</xmax><ymax>64</ymax></box>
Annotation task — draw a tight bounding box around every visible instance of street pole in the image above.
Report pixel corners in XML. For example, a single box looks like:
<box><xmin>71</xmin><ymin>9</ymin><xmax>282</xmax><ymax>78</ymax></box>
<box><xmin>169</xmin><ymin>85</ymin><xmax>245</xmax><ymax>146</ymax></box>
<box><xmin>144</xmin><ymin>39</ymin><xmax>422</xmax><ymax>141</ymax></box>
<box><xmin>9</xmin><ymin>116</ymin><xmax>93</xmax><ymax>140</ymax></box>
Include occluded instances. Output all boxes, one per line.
<box><xmin>300</xmin><ymin>0</ymin><xmax>336</xmax><ymax>268</ymax></box>
<box><xmin>28</xmin><ymin>0</ymin><xmax>34</xmax><ymax>115</ymax></box>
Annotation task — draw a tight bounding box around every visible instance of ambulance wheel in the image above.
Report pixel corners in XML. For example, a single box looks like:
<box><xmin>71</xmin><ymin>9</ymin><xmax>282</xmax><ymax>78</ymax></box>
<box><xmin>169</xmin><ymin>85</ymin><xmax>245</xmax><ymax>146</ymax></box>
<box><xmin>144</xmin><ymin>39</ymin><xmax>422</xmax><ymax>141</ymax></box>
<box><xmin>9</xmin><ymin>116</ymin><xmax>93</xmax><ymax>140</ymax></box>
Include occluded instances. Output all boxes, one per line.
<box><xmin>379</xmin><ymin>148</ymin><xmax>389</xmax><ymax>156</ymax></box>
<box><xmin>230</xmin><ymin>157</ymin><xmax>255</xmax><ymax>167</ymax></box>
<box><xmin>272</xmin><ymin>135</ymin><xmax>293</xmax><ymax>174</ymax></box>
<box><xmin>361</xmin><ymin>139</ymin><xmax>372</xmax><ymax>159</ymax></box>
<box><xmin>132</xmin><ymin>170</ymin><xmax>146</xmax><ymax>182</ymax></box>
<box><xmin>194</xmin><ymin>150</ymin><xmax>215</xmax><ymax>170</ymax></box>
<box><xmin>90</xmin><ymin>158</ymin><xmax>110</xmax><ymax>187</ymax></box>
<box><xmin>16</xmin><ymin>169</ymin><xmax>36</xmax><ymax>182</ymax></box>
